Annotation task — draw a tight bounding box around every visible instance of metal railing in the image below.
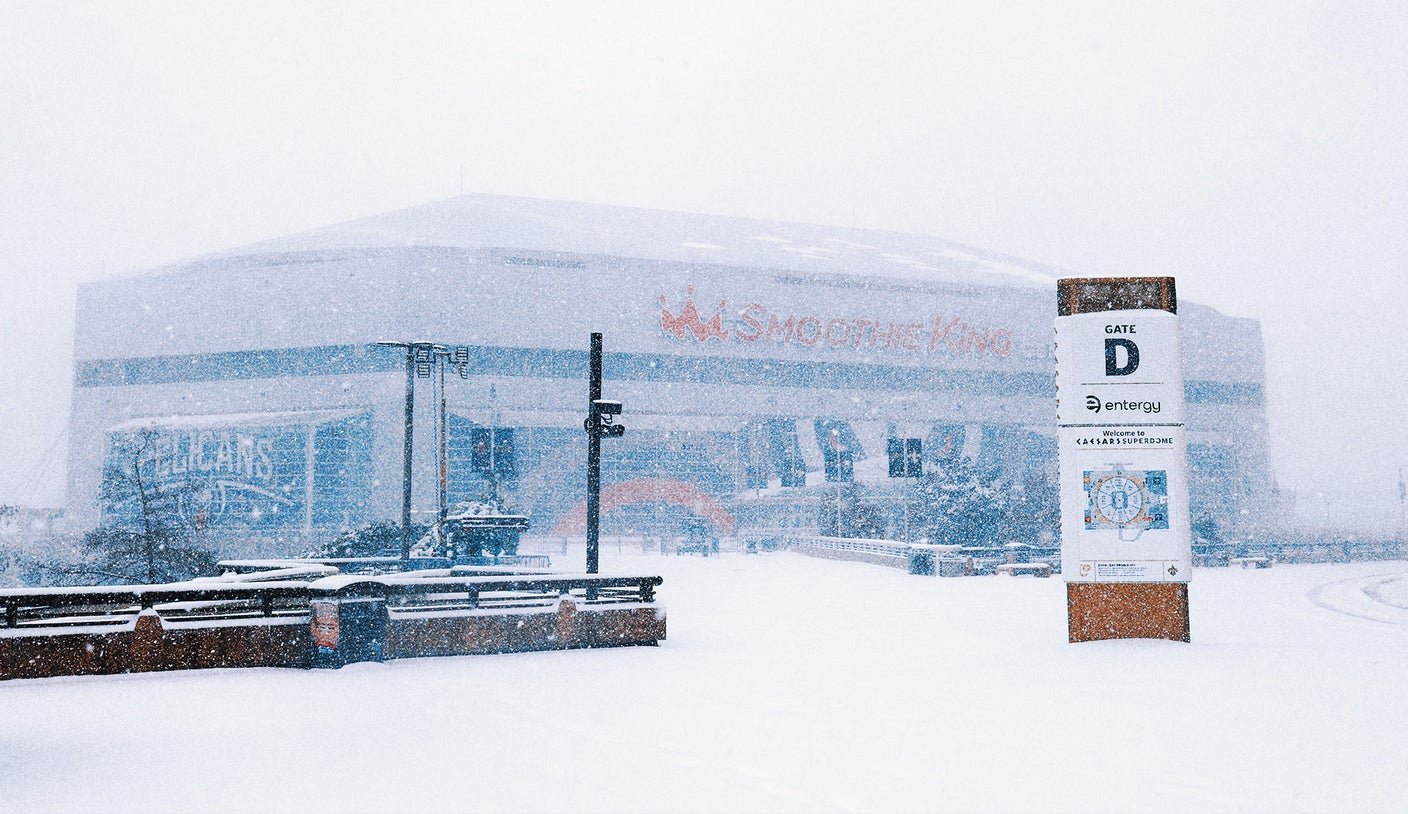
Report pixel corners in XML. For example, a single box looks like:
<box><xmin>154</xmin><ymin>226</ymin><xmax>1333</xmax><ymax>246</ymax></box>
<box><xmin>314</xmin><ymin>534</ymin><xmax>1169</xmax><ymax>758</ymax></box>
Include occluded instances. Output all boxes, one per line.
<box><xmin>1194</xmin><ymin>539</ymin><xmax>1407</xmax><ymax>565</ymax></box>
<box><xmin>0</xmin><ymin>571</ymin><xmax>662</xmax><ymax>633</ymax></box>
<box><xmin>217</xmin><ymin>554</ymin><xmax>555</xmax><ymax>574</ymax></box>
<box><xmin>0</xmin><ymin>583</ymin><xmax>318</xmax><ymax>630</ymax></box>
<box><xmin>789</xmin><ymin>535</ymin><xmax>913</xmax><ymax>561</ymax></box>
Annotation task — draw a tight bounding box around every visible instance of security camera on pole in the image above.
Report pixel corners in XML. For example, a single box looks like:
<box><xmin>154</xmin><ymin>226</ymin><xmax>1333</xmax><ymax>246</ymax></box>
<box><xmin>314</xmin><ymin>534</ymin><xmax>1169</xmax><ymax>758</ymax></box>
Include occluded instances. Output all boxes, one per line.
<box><xmin>583</xmin><ymin>333</ymin><xmax>625</xmax><ymax>574</ymax></box>
<box><xmin>1054</xmin><ymin>277</ymin><xmax>1192</xmax><ymax>643</ymax></box>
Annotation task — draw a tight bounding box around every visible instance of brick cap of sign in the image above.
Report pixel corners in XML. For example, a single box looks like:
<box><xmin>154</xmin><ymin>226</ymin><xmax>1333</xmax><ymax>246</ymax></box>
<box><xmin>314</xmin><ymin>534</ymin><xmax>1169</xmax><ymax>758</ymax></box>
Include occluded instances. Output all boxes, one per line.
<box><xmin>1057</xmin><ymin>277</ymin><xmax>1176</xmax><ymax>316</ymax></box>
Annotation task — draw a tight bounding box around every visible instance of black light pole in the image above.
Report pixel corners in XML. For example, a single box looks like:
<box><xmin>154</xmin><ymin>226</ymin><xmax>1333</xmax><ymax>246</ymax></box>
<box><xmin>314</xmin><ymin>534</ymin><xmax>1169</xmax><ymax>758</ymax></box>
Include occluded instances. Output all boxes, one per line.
<box><xmin>436</xmin><ymin>345</ymin><xmax>450</xmax><ymax>525</ymax></box>
<box><xmin>583</xmin><ymin>333</ymin><xmax>626</xmax><ymax>574</ymax></box>
<box><xmin>488</xmin><ymin>384</ymin><xmax>500</xmax><ymax>507</ymax></box>
<box><xmin>376</xmin><ymin>341</ymin><xmax>417</xmax><ymax>560</ymax></box>
<box><xmin>586</xmin><ymin>333</ymin><xmax>603</xmax><ymax>574</ymax></box>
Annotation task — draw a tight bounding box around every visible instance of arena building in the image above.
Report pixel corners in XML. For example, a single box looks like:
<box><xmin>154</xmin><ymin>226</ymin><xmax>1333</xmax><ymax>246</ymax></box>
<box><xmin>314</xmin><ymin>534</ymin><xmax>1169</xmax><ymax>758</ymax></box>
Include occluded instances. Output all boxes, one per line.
<box><xmin>66</xmin><ymin>195</ymin><xmax>1272</xmax><ymax>556</ymax></box>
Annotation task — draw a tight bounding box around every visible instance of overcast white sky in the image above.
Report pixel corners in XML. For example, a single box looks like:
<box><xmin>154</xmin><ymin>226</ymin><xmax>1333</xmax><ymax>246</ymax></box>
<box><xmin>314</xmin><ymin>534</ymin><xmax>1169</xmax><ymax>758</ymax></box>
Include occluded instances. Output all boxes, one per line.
<box><xmin>2</xmin><ymin>1</ymin><xmax>1406</xmax><ymax>529</ymax></box>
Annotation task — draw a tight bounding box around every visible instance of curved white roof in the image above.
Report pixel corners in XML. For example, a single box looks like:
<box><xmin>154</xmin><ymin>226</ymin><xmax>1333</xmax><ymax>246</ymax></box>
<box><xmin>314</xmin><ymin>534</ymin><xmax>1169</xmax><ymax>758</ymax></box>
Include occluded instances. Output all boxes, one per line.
<box><xmin>187</xmin><ymin>194</ymin><xmax>1064</xmax><ymax>290</ymax></box>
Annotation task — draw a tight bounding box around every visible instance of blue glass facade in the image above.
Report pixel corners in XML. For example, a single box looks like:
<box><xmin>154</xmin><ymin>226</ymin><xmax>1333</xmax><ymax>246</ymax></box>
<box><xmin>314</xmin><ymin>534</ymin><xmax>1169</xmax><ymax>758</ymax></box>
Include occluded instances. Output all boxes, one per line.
<box><xmin>312</xmin><ymin>415</ymin><xmax>374</xmax><ymax>529</ymax></box>
<box><xmin>446</xmin><ymin>417</ymin><xmax>738</xmax><ymax>535</ymax></box>
<box><xmin>74</xmin><ymin>343</ymin><xmax>1264</xmax><ymax>408</ymax></box>
<box><xmin>81</xmin><ymin>342</ymin><xmax>1258</xmax><ymax>542</ymax></box>
<box><xmin>102</xmin><ymin>413</ymin><xmax>372</xmax><ymax>534</ymax></box>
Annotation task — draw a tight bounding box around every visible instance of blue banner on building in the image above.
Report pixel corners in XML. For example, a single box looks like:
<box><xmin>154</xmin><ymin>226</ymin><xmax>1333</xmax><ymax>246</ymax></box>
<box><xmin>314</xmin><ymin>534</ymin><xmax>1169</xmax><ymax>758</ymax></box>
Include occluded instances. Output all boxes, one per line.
<box><xmin>102</xmin><ymin>413</ymin><xmax>370</xmax><ymax>534</ymax></box>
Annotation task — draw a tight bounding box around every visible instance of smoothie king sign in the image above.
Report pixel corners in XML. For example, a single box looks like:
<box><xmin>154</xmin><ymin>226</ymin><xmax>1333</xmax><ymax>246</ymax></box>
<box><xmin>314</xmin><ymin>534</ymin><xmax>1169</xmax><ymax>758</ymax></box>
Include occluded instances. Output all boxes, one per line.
<box><xmin>1054</xmin><ymin>308</ymin><xmax>1192</xmax><ymax>582</ymax></box>
<box><xmin>658</xmin><ymin>285</ymin><xmax>1016</xmax><ymax>358</ymax></box>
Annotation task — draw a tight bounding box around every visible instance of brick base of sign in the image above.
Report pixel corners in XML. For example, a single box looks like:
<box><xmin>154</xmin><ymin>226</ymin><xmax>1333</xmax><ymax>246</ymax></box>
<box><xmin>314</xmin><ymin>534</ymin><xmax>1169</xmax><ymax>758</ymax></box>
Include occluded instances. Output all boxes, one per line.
<box><xmin>1067</xmin><ymin>583</ymin><xmax>1190</xmax><ymax>643</ymax></box>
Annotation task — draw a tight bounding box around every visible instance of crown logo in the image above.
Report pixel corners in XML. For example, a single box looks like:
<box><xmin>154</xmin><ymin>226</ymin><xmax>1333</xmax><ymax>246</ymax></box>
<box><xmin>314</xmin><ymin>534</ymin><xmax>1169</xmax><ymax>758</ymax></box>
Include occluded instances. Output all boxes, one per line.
<box><xmin>659</xmin><ymin>286</ymin><xmax>728</xmax><ymax>342</ymax></box>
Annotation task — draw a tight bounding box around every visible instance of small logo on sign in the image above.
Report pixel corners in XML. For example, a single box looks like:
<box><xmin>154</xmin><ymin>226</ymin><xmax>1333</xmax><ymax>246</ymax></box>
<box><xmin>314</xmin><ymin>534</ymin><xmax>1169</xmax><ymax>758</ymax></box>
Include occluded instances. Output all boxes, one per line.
<box><xmin>1085</xmin><ymin>395</ymin><xmax>1101</xmax><ymax>413</ymax></box>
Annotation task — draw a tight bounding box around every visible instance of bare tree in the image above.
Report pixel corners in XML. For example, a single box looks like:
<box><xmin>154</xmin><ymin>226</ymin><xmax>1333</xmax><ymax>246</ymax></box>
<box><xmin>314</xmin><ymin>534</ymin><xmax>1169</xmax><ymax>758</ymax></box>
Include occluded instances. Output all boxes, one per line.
<box><xmin>65</xmin><ymin>429</ymin><xmax>216</xmax><ymax>585</ymax></box>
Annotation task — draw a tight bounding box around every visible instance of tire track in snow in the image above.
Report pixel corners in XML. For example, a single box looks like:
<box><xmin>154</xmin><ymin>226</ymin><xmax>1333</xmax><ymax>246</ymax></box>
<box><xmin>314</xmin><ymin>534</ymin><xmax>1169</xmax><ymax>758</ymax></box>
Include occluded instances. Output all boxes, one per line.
<box><xmin>1362</xmin><ymin>575</ymin><xmax>1408</xmax><ymax>610</ymax></box>
<box><xmin>1306</xmin><ymin>571</ymin><xmax>1408</xmax><ymax>625</ymax></box>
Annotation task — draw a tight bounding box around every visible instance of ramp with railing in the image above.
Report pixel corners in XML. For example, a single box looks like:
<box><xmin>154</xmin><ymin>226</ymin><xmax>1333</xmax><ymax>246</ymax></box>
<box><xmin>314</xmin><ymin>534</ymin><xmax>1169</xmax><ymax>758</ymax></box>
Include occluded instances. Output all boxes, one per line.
<box><xmin>787</xmin><ymin>536</ymin><xmax>916</xmax><ymax>569</ymax></box>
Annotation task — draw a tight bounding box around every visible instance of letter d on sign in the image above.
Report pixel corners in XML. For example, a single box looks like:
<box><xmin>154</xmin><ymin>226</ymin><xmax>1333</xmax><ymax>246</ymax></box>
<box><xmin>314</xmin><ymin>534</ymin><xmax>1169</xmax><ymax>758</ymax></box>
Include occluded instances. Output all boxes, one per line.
<box><xmin>1105</xmin><ymin>338</ymin><xmax>1140</xmax><ymax>376</ymax></box>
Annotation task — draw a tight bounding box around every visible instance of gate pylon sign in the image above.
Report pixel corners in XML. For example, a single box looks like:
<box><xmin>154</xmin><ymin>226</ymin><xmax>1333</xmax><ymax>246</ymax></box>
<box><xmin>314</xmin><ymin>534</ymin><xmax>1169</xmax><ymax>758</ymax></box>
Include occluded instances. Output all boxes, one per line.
<box><xmin>1055</xmin><ymin>277</ymin><xmax>1192</xmax><ymax>643</ymax></box>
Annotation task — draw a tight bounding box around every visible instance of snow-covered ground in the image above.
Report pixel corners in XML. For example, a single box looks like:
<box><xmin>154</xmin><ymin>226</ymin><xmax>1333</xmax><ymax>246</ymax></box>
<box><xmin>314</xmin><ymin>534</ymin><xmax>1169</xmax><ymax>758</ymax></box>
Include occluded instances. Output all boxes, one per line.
<box><xmin>1</xmin><ymin>551</ymin><xmax>1404</xmax><ymax>813</ymax></box>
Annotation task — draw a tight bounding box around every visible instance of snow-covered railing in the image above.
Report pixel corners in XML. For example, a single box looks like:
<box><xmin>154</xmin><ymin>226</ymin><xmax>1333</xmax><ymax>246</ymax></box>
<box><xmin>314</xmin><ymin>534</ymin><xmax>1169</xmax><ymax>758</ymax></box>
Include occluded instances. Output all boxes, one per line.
<box><xmin>1193</xmin><ymin>539</ymin><xmax>1407</xmax><ymax>566</ymax></box>
<box><xmin>0</xmin><ymin>567</ymin><xmax>668</xmax><ymax>680</ymax></box>
<box><xmin>218</xmin><ymin>557</ymin><xmax>406</xmax><ymax>573</ymax></box>
<box><xmin>217</xmin><ymin>553</ymin><xmax>556</xmax><ymax>573</ymax></box>
<box><xmin>324</xmin><ymin>572</ymin><xmax>661</xmax><ymax>613</ymax></box>
<box><xmin>786</xmin><ymin>536</ymin><xmax>1010</xmax><ymax>576</ymax></box>
<box><xmin>787</xmin><ymin>535</ymin><xmax>922</xmax><ymax>571</ymax></box>
<box><xmin>792</xmin><ymin>535</ymin><xmax>913</xmax><ymax>559</ymax></box>
<box><xmin>196</xmin><ymin>564</ymin><xmax>341</xmax><ymax>583</ymax></box>
<box><xmin>0</xmin><ymin>571</ymin><xmax>660</xmax><ymax>631</ymax></box>
<box><xmin>0</xmin><ymin>582</ymin><xmax>320</xmax><ymax>631</ymax></box>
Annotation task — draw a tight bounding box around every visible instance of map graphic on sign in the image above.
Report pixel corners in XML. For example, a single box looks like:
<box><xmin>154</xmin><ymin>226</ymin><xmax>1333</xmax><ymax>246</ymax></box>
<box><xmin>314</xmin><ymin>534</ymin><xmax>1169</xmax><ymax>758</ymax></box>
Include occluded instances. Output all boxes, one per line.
<box><xmin>1082</xmin><ymin>468</ymin><xmax>1169</xmax><ymax>532</ymax></box>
